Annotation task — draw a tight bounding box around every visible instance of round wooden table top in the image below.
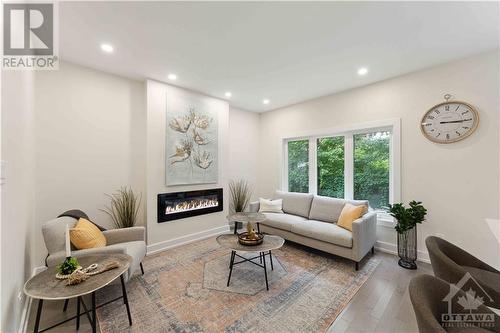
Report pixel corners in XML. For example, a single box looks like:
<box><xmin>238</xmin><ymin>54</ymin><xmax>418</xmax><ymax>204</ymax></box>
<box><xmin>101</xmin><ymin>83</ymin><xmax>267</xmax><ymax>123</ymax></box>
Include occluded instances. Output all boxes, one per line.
<box><xmin>24</xmin><ymin>254</ymin><xmax>132</xmax><ymax>300</ymax></box>
<box><xmin>217</xmin><ymin>234</ymin><xmax>284</xmax><ymax>253</ymax></box>
<box><xmin>227</xmin><ymin>212</ymin><xmax>266</xmax><ymax>223</ymax></box>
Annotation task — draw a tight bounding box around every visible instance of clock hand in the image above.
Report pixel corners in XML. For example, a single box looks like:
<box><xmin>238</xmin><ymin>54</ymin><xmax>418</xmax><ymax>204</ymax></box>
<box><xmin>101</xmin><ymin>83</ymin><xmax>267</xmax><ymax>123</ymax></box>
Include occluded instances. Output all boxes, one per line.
<box><xmin>439</xmin><ymin>119</ymin><xmax>472</xmax><ymax>124</ymax></box>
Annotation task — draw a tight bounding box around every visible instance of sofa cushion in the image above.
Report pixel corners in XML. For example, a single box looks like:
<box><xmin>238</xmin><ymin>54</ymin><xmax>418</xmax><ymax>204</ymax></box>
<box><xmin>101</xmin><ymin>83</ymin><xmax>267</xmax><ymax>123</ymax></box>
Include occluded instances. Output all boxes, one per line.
<box><xmin>258</xmin><ymin>198</ymin><xmax>283</xmax><ymax>213</ymax></box>
<box><xmin>308</xmin><ymin>196</ymin><xmax>346</xmax><ymax>223</ymax></box>
<box><xmin>337</xmin><ymin>203</ymin><xmax>368</xmax><ymax>232</ymax></box>
<box><xmin>274</xmin><ymin>191</ymin><xmax>314</xmax><ymax>218</ymax></box>
<box><xmin>291</xmin><ymin>220</ymin><xmax>353</xmax><ymax>248</ymax></box>
<box><xmin>260</xmin><ymin>213</ymin><xmax>307</xmax><ymax>232</ymax></box>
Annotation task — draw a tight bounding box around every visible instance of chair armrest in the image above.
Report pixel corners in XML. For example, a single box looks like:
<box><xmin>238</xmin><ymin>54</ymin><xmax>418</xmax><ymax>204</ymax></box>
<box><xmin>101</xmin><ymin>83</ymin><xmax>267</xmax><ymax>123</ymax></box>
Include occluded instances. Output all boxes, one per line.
<box><xmin>46</xmin><ymin>247</ymin><xmax>127</xmax><ymax>267</ymax></box>
<box><xmin>102</xmin><ymin>227</ymin><xmax>145</xmax><ymax>245</ymax></box>
<box><xmin>351</xmin><ymin>212</ymin><xmax>377</xmax><ymax>261</ymax></box>
<box><xmin>249</xmin><ymin>201</ymin><xmax>260</xmax><ymax>213</ymax></box>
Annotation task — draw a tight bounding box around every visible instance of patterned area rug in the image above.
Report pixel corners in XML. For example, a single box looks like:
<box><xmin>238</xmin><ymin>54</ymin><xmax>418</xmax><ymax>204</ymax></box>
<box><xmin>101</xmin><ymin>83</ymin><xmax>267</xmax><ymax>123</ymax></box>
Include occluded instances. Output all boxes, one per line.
<box><xmin>96</xmin><ymin>236</ymin><xmax>379</xmax><ymax>333</ymax></box>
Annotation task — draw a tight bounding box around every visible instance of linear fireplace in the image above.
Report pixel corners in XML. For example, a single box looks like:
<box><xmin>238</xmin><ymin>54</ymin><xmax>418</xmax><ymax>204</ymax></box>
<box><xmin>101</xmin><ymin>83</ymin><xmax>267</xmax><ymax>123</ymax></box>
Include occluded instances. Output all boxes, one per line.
<box><xmin>157</xmin><ymin>188</ymin><xmax>223</xmax><ymax>222</ymax></box>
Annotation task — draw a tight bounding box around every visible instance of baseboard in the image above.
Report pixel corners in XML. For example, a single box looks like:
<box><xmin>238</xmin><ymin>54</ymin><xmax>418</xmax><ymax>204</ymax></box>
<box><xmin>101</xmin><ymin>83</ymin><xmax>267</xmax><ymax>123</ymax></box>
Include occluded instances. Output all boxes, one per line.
<box><xmin>375</xmin><ymin>240</ymin><xmax>430</xmax><ymax>264</ymax></box>
<box><xmin>146</xmin><ymin>225</ymin><xmax>230</xmax><ymax>255</ymax></box>
<box><xmin>19</xmin><ymin>266</ymin><xmax>47</xmax><ymax>333</ymax></box>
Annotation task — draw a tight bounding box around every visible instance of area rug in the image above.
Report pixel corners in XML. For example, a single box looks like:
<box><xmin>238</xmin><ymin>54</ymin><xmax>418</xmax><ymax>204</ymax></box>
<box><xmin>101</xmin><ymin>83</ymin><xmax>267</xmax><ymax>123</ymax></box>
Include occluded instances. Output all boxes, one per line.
<box><xmin>96</xmin><ymin>236</ymin><xmax>379</xmax><ymax>333</ymax></box>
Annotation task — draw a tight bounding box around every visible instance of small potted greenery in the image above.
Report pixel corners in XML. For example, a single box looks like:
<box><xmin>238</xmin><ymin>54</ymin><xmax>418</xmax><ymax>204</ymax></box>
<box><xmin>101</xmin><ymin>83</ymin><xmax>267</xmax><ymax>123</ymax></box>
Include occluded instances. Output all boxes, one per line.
<box><xmin>57</xmin><ymin>257</ymin><xmax>80</xmax><ymax>276</ymax></box>
<box><xmin>387</xmin><ymin>201</ymin><xmax>427</xmax><ymax>269</ymax></box>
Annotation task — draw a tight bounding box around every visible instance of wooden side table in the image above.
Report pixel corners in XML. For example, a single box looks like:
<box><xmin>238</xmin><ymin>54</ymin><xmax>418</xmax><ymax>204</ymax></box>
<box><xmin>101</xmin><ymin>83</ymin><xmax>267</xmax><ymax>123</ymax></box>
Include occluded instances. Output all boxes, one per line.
<box><xmin>24</xmin><ymin>254</ymin><xmax>132</xmax><ymax>333</ymax></box>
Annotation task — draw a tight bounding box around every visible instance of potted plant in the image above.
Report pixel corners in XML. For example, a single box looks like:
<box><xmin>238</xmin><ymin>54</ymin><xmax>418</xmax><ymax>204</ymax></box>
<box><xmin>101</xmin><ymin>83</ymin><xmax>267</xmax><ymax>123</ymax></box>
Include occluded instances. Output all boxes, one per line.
<box><xmin>101</xmin><ymin>186</ymin><xmax>142</xmax><ymax>228</ymax></box>
<box><xmin>228</xmin><ymin>179</ymin><xmax>251</xmax><ymax>214</ymax></box>
<box><xmin>387</xmin><ymin>201</ymin><xmax>427</xmax><ymax>269</ymax></box>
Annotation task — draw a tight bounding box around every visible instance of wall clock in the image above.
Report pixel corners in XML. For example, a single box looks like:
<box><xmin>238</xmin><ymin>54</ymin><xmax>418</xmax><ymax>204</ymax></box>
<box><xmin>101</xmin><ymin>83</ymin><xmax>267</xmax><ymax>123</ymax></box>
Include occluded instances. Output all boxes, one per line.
<box><xmin>420</xmin><ymin>94</ymin><xmax>479</xmax><ymax>144</ymax></box>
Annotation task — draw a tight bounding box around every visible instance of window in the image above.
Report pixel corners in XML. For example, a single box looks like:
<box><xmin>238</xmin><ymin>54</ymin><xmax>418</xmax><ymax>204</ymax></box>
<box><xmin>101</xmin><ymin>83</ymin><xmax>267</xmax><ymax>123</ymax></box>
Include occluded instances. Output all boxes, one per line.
<box><xmin>283</xmin><ymin>120</ymin><xmax>400</xmax><ymax>221</ymax></box>
<box><xmin>287</xmin><ymin>140</ymin><xmax>309</xmax><ymax>193</ymax></box>
<box><xmin>317</xmin><ymin>136</ymin><xmax>344</xmax><ymax>198</ymax></box>
<box><xmin>353</xmin><ymin>131</ymin><xmax>390</xmax><ymax>210</ymax></box>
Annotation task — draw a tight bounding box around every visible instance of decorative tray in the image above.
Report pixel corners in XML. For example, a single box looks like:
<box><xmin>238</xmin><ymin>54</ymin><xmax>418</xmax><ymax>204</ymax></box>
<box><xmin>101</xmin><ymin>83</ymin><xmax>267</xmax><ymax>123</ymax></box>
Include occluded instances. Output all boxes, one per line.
<box><xmin>238</xmin><ymin>232</ymin><xmax>264</xmax><ymax>246</ymax></box>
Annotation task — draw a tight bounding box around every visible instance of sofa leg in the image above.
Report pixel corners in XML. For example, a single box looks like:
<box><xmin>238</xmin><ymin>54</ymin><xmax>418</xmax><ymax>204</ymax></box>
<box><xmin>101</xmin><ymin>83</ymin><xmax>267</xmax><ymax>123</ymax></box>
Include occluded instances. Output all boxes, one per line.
<box><xmin>355</xmin><ymin>262</ymin><xmax>359</xmax><ymax>271</ymax></box>
<box><xmin>140</xmin><ymin>262</ymin><xmax>144</xmax><ymax>275</ymax></box>
<box><xmin>371</xmin><ymin>246</ymin><xmax>375</xmax><ymax>254</ymax></box>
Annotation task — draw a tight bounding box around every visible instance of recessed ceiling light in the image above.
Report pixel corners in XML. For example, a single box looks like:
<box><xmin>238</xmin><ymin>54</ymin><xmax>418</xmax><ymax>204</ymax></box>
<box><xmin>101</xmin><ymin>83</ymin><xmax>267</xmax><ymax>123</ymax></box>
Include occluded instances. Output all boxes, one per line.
<box><xmin>100</xmin><ymin>43</ymin><xmax>114</xmax><ymax>53</ymax></box>
<box><xmin>168</xmin><ymin>73</ymin><xmax>177</xmax><ymax>80</ymax></box>
<box><xmin>357</xmin><ymin>67</ymin><xmax>368</xmax><ymax>76</ymax></box>
<box><xmin>225</xmin><ymin>92</ymin><xmax>232</xmax><ymax>98</ymax></box>
<box><xmin>262</xmin><ymin>99</ymin><xmax>270</xmax><ymax>105</ymax></box>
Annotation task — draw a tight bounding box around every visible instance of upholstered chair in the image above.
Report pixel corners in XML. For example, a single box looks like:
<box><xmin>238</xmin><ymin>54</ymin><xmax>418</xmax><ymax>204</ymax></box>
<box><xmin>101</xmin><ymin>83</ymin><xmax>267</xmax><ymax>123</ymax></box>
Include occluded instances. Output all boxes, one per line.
<box><xmin>409</xmin><ymin>274</ymin><xmax>500</xmax><ymax>333</ymax></box>
<box><xmin>426</xmin><ymin>236</ymin><xmax>500</xmax><ymax>309</ymax></box>
<box><xmin>42</xmin><ymin>215</ymin><xmax>146</xmax><ymax>281</ymax></box>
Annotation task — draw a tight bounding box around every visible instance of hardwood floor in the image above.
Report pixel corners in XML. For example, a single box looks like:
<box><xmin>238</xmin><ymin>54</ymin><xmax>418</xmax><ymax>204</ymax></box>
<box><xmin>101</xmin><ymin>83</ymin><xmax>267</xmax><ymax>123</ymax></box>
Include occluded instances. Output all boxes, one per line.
<box><xmin>27</xmin><ymin>251</ymin><xmax>430</xmax><ymax>333</ymax></box>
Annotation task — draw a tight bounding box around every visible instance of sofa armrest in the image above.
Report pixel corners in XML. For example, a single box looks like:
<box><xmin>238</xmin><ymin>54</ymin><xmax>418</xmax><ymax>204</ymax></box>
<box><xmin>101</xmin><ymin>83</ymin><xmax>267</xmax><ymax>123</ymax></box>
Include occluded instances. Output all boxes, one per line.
<box><xmin>351</xmin><ymin>211</ymin><xmax>377</xmax><ymax>262</ymax></box>
<box><xmin>249</xmin><ymin>201</ymin><xmax>260</xmax><ymax>213</ymax></box>
<box><xmin>102</xmin><ymin>226</ymin><xmax>145</xmax><ymax>245</ymax></box>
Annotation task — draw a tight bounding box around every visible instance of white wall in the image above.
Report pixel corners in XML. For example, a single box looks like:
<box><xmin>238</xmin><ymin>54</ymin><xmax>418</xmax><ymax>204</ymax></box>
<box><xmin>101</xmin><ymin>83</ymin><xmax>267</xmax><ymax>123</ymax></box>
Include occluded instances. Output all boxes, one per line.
<box><xmin>33</xmin><ymin>62</ymin><xmax>146</xmax><ymax>265</ymax></box>
<box><xmin>146</xmin><ymin>80</ymin><xmax>230</xmax><ymax>250</ymax></box>
<box><xmin>258</xmin><ymin>51</ymin><xmax>500</xmax><ymax>266</ymax></box>
<box><xmin>228</xmin><ymin>107</ymin><xmax>260</xmax><ymax>202</ymax></box>
<box><xmin>1</xmin><ymin>70</ymin><xmax>36</xmax><ymax>333</ymax></box>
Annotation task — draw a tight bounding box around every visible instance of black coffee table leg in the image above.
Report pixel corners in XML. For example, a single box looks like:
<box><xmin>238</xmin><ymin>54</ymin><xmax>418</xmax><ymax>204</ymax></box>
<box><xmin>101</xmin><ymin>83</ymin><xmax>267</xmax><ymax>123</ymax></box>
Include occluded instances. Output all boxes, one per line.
<box><xmin>227</xmin><ymin>250</ymin><xmax>235</xmax><ymax>286</ymax></box>
<box><xmin>262</xmin><ymin>252</ymin><xmax>269</xmax><ymax>290</ymax></box>
<box><xmin>76</xmin><ymin>297</ymin><xmax>81</xmax><ymax>330</ymax></box>
<box><xmin>269</xmin><ymin>250</ymin><xmax>274</xmax><ymax>270</ymax></box>
<box><xmin>33</xmin><ymin>299</ymin><xmax>43</xmax><ymax>333</ymax></box>
<box><xmin>233</xmin><ymin>222</ymin><xmax>241</xmax><ymax>234</ymax></box>
<box><xmin>91</xmin><ymin>292</ymin><xmax>97</xmax><ymax>333</ymax></box>
<box><xmin>120</xmin><ymin>275</ymin><xmax>133</xmax><ymax>326</ymax></box>
<box><xmin>62</xmin><ymin>299</ymin><xmax>69</xmax><ymax>312</ymax></box>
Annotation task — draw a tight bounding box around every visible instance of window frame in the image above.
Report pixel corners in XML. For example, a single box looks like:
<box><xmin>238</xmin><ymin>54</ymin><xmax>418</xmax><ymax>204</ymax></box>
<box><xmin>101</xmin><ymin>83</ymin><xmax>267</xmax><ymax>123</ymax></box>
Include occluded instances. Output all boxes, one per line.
<box><xmin>281</xmin><ymin>119</ymin><xmax>401</xmax><ymax>227</ymax></box>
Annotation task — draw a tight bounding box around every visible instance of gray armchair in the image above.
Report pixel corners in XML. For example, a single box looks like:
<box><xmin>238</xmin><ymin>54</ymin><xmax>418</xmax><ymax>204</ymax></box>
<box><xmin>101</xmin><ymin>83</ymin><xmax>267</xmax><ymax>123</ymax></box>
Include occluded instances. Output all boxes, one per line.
<box><xmin>409</xmin><ymin>274</ymin><xmax>500</xmax><ymax>333</ymax></box>
<box><xmin>426</xmin><ymin>236</ymin><xmax>500</xmax><ymax>309</ymax></box>
<box><xmin>42</xmin><ymin>216</ymin><xmax>146</xmax><ymax>281</ymax></box>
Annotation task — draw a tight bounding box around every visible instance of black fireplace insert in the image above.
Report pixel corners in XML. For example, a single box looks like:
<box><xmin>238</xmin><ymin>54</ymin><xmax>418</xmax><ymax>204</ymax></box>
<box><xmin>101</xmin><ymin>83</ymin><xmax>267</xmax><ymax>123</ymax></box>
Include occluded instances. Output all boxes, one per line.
<box><xmin>157</xmin><ymin>188</ymin><xmax>223</xmax><ymax>222</ymax></box>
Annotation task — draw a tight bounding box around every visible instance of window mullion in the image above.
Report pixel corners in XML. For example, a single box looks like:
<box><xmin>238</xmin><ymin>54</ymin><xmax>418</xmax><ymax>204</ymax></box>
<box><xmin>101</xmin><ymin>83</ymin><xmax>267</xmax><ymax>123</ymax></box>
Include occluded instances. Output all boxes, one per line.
<box><xmin>309</xmin><ymin>137</ymin><xmax>317</xmax><ymax>195</ymax></box>
<box><xmin>344</xmin><ymin>134</ymin><xmax>354</xmax><ymax>200</ymax></box>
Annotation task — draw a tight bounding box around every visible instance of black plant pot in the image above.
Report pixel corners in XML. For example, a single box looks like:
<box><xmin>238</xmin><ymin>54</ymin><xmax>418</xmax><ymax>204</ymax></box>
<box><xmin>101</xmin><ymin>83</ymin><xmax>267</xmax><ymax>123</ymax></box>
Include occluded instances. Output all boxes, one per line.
<box><xmin>397</xmin><ymin>227</ymin><xmax>417</xmax><ymax>269</ymax></box>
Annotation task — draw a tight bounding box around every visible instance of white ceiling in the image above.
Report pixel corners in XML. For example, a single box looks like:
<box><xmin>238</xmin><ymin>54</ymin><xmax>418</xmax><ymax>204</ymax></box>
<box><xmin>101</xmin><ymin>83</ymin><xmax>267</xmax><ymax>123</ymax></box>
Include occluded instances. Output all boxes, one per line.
<box><xmin>59</xmin><ymin>2</ymin><xmax>499</xmax><ymax>112</ymax></box>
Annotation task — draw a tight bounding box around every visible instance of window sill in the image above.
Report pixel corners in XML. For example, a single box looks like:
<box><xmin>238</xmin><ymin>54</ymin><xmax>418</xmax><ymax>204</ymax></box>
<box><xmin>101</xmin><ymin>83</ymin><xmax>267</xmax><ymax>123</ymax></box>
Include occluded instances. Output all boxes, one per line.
<box><xmin>377</xmin><ymin>214</ymin><xmax>395</xmax><ymax>228</ymax></box>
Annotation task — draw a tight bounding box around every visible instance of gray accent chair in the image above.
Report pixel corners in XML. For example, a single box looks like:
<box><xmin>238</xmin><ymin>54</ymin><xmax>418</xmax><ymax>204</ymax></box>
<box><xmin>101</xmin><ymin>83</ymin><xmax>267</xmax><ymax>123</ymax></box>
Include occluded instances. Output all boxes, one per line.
<box><xmin>409</xmin><ymin>274</ymin><xmax>500</xmax><ymax>333</ymax></box>
<box><xmin>249</xmin><ymin>191</ymin><xmax>377</xmax><ymax>270</ymax></box>
<box><xmin>42</xmin><ymin>216</ymin><xmax>146</xmax><ymax>281</ymax></box>
<box><xmin>426</xmin><ymin>236</ymin><xmax>500</xmax><ymax>309</ymax></box>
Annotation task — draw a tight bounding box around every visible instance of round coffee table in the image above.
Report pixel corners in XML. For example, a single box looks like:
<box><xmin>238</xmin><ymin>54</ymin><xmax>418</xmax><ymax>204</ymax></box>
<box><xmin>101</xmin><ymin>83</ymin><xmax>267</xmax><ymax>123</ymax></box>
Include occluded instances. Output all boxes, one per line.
<box><xmin>227</xmin><ymin>212</ymin><xmax>266</xmax><ymax>234</ymax></box>
<box><xmin>24</xmin><ymin>254</ymin><xmax>132</xmax><ymax>333</ymax></box>
<box><xmin>216</xmin><ymin>234</ymin><xmax>284</xmax><ymax>290</ymax></box>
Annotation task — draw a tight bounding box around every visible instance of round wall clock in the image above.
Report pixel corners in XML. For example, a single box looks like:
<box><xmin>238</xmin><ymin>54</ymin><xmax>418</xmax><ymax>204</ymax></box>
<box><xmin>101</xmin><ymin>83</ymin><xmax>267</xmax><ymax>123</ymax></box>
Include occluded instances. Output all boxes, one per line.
<box><xmin>420</xmin><ymin>94</ymin><xmax>479</xmax><ymax>144</ymax></box>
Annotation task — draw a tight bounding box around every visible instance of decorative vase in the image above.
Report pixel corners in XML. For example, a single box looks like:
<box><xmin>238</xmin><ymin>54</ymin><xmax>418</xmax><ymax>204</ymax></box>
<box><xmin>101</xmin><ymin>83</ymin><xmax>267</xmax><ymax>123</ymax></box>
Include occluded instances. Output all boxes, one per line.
<box><xmin>397</xmin><ymin>227</ymin><xmax>417</xmax><ymax>269</ymax></box>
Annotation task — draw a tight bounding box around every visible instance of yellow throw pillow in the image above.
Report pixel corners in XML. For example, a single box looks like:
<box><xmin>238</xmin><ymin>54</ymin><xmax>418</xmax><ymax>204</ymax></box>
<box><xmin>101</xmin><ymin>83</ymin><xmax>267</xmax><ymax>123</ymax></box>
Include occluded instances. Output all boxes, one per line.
<box><xmin>70</xmin><ymin>218</ymin><xmax>106</xmax><ymax>249</ymax></box>
<box><xmin>337</xmin><ymin>203</ymin><xmax>367</xmax><ymax>232</ymax></box>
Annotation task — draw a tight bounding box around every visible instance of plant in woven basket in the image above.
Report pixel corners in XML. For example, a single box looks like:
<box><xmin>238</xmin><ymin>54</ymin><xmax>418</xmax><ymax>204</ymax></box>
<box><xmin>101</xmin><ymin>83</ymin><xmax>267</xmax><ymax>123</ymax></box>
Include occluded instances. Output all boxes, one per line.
<box><xmin>57</xmin><ymin>257</ymin><xmax>80</xmax><ymax>275</ymax></box>
<box><xmin>101</xmin><ymin>186</ymin><xmax>142</xmax><ymax>228</ymax></box>
<box><xmin>229</xmin><ymin>179</ymin><xmax>252</xmax><ymax>214</ymax></box>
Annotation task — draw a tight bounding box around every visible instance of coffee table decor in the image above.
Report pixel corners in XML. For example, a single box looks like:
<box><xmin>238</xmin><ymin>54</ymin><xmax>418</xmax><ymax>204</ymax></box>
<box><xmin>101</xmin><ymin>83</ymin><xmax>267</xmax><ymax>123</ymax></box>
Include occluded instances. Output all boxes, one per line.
<box><xmin>237</xmin><ymin>221</ymin><xmax>264</xmax><ymax>245</ymax></box>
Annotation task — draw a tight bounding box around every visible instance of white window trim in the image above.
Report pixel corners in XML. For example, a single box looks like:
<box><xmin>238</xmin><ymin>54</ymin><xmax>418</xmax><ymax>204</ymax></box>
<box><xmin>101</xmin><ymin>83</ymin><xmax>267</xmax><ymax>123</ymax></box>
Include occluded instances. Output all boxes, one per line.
<box><xmin>280</xmin><ymin>118</ymin><xmax>401</xmax><ymax>227</ymax></box>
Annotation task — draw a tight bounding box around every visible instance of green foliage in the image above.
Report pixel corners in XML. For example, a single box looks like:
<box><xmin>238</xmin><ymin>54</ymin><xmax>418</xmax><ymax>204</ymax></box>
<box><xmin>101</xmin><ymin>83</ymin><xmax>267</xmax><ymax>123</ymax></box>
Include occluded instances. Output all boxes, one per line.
<box><xmin>353</xmin><ymin>132</ymin><xmax>390</xmax><ymax>209</ymax></box>
<box><xmin>57</xmin><ymin>257</ymin><xmax>79</xmax><ymax>275</ymax></box>
<box><xmin>101</xmin><ymin>186</ymin><xmax>142</xmax><ymax>228</ymax></box>
<box><xmin>317</xmin><ymin>137</ymin><xmax>344</xmax><ymax>198</ymax></box>
<box><xmin>388</xmin><ymin>201</ymin><xmax>427</xmax><ymax>234</ymax></box>
<box><xmin>229</xmin><ymin>179</ymin><xmax>252</xmax><ymax>213</ymax></box>
<box><xmin>288</xmin><ymin>140</ymin><xmax>309</xmax><ymax>193</ymax></box>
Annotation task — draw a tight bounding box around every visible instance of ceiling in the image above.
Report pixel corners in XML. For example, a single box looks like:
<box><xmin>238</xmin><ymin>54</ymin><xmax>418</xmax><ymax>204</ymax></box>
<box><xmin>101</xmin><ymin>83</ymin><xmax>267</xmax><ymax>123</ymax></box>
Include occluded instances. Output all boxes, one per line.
<box><xmin>59</xmin><ymin>2</ymin><xmax>499</xmax><ymax>112</ymax></box>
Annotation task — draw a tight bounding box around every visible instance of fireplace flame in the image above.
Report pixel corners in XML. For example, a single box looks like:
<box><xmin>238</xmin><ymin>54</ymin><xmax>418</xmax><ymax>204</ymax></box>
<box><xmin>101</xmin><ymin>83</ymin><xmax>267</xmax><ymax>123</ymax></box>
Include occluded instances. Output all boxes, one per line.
<box><xmin>165</xmin><ymin>197</ymin><xmax>219</xmax><ymax>214</ymax></box>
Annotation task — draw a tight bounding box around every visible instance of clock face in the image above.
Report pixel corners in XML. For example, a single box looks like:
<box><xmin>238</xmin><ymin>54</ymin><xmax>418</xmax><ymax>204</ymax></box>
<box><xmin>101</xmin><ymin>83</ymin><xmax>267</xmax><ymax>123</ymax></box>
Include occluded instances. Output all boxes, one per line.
<box><xmin>420</xmin><ymin>101</ymin><xmax>479</xmax><ymax>144</ymax></box>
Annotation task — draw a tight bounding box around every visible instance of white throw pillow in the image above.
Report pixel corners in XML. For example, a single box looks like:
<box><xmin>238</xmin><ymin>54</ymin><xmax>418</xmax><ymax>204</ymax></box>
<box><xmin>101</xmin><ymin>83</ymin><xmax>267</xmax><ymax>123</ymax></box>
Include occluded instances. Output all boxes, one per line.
<box><xmin>258</xmin><ymin>198</ymin><xmax>283</xmax><ymax>213</ymax></box>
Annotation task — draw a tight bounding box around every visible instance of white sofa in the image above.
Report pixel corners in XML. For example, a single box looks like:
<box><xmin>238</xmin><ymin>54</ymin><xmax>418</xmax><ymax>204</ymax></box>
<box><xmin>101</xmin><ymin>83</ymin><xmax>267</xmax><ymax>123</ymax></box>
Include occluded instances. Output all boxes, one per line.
<box><xmin>249</xmin><ymin>191</ymin><xmax>377</xmax><ymax>270</ymax></box>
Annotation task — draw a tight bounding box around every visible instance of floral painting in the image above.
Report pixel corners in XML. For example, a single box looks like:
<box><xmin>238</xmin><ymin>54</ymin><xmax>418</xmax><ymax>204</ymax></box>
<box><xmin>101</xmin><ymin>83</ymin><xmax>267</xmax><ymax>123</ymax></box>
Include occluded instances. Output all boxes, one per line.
<box><xmin>166</xmin><ymin>96</ymin><xmax>218</xmax><ymax>185</ymax></box>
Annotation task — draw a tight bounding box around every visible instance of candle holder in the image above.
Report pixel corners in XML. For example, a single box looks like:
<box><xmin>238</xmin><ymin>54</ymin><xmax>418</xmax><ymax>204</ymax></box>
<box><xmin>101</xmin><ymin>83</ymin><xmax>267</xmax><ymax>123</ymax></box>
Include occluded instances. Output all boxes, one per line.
<box><xmin>57</xmin><ymin>256</ymin><xmax>80</xmax><ymax>276</ymax></box>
